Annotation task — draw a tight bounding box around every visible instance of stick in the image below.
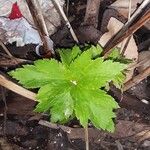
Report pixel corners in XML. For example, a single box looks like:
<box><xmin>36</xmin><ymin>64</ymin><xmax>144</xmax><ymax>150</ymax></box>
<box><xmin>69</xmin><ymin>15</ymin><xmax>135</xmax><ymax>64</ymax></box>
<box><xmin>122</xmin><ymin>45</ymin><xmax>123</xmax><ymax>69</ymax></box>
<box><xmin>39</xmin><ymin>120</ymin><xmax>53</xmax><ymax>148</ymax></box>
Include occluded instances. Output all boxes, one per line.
<box><xmin>0</xmin><ymin>53</ymin><xmax>32</xmax><ymax>67</ymax></box>
<box><xmin>120</xmin><ymin>0</ymin><xmax>132</xmax><ymax>55</ymax></box>
<box><xmin>127</xmin><ymin>56</ymin><xmax>150</xmax><ymax>70</ymax></box>
<box><xmin>103</xmin><ymin>10</ymin><xmax>150</xmax><ymax>58</ymax></box>
<box><xmin>26</xmin><ymin>0</ymin><xmax>54</xmax><ymax>57</ymax></box>
<box><xmin>128</xmin><ymin>0</ymin><xmax>132</xmax><ymax>20</ymax></box>
<box><xmin>121</xmin><ymin>36</ymin><xmax>132</xmax><ymax>55</ymax></box>
<box><xmin>51</xmin><ymin>0</ymin><xmax>79</xmax><ymax>43</ymax></box>
<box><xmin>39</xmin><ymin>120</ymin><xmax>100</xmax><ymax>140</ymax></box>
<box><xmin>85</xmin><ymin>127</ymin><xmax>89</xmax><ymax>150</ymax></box>
<box><xmin>39</xmin><ymin>120</ymin><xmax>72</xmax><ymax>134</ymax></box>
<box><xmin>0</xmin><ymin>41</ymin><xmax>32</xmax><ymax>65</ymax></box>
<box><xmin>66</xmin><ymin>0</ymin><xmax>70</xmax><ymax>17</ymax></box>
<box><xmin>0</xmin><ymin>74</ymin><xmax>36</xmax><ymax>101</ymax></box>
<box><xmin>123</xmin><ymin>66</ymin><xmax>150</xmax><ymax>91</ymax></box>
<box><xmin>110</xmin><ymin>86</ymin><xmax>150</xmax><ymax>115</ymax></box>
<box><xmin>39</xmin><ymin>120</ymin><xmax>150</xmax><ymax>140</ymax></box>
<box><xmin>127</xmin><ymin>0</ymin><xmax>150</xmax><ymax>27</ymax></box>
<box><xmin>0</xmin><ymin>40</ymin><xmax>13</xmax><ymax>57</ymax></box>
<box><xmin>105</xmin><ymin>0</ymin><xmax>150</xmax><ymax>52</ymax></box>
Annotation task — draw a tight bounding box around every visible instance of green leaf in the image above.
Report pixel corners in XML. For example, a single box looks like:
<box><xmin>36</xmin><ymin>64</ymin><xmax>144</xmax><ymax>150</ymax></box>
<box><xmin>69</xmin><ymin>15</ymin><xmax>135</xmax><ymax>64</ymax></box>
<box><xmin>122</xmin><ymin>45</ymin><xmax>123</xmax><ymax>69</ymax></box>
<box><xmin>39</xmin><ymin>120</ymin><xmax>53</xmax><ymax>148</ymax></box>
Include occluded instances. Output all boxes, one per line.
<box><xmin>9</xmin><ymin>45</ymin><xmax>127</xmax><ymax>132</ymax></box>
<box><xmin>59</xmin><ymin>45</ymin><xmax>81</xmax><ymax>66</ymax></box>
<box><xmin>88</xmin><ymin>44</ymin><xmax>103</xmax><ymax>58</ymax></box>
<box><xmin>112</xmin><ymin>72</ymin><xmax>126</xmax><ymax>89</ymax></box>
<box><xmin>35</xmin><ymin>81</ymin><xmax>74</xmax><ymax>123</ymax></box>
<box><xmin>70</xmin><ymin>55</ymin><xmax>127</xmax><ymax>88</ymax></box>
<box><xmin>71</xmin><ymin>87</ymin><xmax>119</xmax><ymax>132</ymax></box>
<box><xmin>108</xmin><ymin>48</ymin><xmax>120</xmax><ymax>59</ymax></box>
<box><xmin>108</xmin><ymin>48</ymin><xmax>132</xmax><ymax>64</ymax></box>
<box><xmin>9</xmin><ymin>59</ymin><xmax>66</xmax><ymax>88</ymax></box>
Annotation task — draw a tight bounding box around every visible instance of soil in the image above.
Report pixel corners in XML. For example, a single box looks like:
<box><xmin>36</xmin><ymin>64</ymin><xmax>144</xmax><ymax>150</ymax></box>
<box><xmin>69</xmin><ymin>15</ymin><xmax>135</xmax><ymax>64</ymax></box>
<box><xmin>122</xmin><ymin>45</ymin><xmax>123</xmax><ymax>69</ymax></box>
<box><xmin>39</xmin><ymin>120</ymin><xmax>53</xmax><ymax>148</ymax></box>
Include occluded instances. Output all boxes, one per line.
<box><xmin>0</xmin><ymin>92</ymin><xmax>150</xmax><ymax>150</ymax></box>
<box><xmin>0</xmin><ymin>0</ymin><xmax>150</xmax><ymax>150</ymax></box>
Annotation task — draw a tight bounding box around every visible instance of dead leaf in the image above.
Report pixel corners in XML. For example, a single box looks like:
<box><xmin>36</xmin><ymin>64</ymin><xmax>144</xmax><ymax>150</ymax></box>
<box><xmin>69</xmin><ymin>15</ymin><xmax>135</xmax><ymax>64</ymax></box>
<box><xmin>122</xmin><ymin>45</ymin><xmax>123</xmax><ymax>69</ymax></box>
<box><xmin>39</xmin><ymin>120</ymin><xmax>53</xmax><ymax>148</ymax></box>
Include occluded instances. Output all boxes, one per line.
<box><xmin>109</xmin><ymin>0</ymin><xmax>150</xmax><ymax>30</ymax></box>
<box><xmin>99</xmin><ymin>17</ymin><xmax>138</xmax><ymax>60</ymax></box>
<box><xmin>137</xmin><ymin>51</ymin><xmax>150</xmax><ymax>73</ymax></box>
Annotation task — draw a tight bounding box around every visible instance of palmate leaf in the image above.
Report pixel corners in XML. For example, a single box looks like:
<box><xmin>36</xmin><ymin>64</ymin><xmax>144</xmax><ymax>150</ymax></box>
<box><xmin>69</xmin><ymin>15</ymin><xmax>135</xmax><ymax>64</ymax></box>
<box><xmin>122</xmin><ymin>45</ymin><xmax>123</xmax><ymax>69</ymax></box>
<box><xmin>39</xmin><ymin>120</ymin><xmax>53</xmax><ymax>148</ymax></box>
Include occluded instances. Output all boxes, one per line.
<box><xmin>9</xmin><ymin>45</ymin><xmax>127</xmax><ymax>132</ymax></box>
<box><xmin>9</xmin><ymin>59</ymin><xmax>66</xmax><ymax>88</ymax></box>
<box><xmin>71</xmin><ymin>87</ymin><xmax>119</xmax><ymax>131</ymax></box>
<box><xmin>35</xmin><ymin>81</ymin><xmax>73</xmax><ymax>123</ymax></box>
<box><xmin>69</xmin><ymin>49</ymin><xmax>126</xmax><ymax>89</ymax></box>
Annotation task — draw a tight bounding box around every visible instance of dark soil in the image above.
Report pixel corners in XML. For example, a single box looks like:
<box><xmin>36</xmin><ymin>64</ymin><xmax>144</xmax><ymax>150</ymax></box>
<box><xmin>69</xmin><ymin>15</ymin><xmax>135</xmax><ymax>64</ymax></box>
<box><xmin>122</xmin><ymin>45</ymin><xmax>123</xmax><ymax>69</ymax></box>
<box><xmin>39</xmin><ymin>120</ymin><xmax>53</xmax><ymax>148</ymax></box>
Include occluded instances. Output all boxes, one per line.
<box><xmin>0</xmin><ymin>92</ymin><xmax>149</xmax><ymax>150</ymax></box>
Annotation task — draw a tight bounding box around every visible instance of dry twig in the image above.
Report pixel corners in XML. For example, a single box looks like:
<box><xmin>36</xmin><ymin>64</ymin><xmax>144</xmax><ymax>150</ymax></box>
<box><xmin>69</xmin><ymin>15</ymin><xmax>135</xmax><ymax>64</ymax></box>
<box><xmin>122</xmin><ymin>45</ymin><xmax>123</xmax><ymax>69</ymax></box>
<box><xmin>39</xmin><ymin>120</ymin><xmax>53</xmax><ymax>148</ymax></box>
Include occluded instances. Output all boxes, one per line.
<box><xmin>127</xmin><ymin>56</ymin><xmax>150</xmax><ymax>70</ymax></box>
<box><xmin>120</xmin><ymin>0</ymin><xmax>132</xmax><ymax>55</ymax></box>
<box><xmin>52</xmin><ymin>0</ymin><xmax>79</xmax><ymax>43</ymax></box>
<box><xmin>103</xmin><ymin>10</ymin><xmax>150</xmax><ymax>57</ymax></box>
<box><xmin>39</xmin><ymin>120</ymin><xmax>150</xmax><ymax>140</ymax></box>
<box><xmin>104</xmin><ymin>0</ymin><xmax>150</xmax><ymax>53</ymax></box>
<box><xmin>123</xmin><ymin>66</ymin><xmax>150</xmax><ymax>91</ymax></box>
<box><xmin>85</xmin><ymin>127</ymin><xmax>89</xmax><ymax>150</ymax></box>
<box><xmin>0</xmin><ymin>40</ymin><xmax>32</xmax><ymax>65</ymax></box>
<box><xmin>26</xmin><ymin>0</ymin><xmax>54</xmax><ymax>57</ymax></box>
<box><xmin>0</xmin><ymin>40</ymin><xmax>13</xmax><ymax>57</ymax></box>
<box><xmin>39</xmin><ymin>120</ymin><xmax>72</xmax><ymax>133</ymax></box>
<box><xmin>0</xmin><ymin>73</ymin><xmax>36</xmax><ymax>101</ymax></box>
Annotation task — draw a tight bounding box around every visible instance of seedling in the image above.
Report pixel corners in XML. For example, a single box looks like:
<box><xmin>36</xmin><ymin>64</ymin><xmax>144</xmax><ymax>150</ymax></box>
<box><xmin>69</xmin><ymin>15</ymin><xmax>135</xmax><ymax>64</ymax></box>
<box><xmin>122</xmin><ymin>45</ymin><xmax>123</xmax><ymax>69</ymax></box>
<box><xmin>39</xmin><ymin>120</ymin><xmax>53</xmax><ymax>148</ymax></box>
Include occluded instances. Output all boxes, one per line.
<box><xmin>9</xmin><ymin>45</ymin><xmax>127</xmax><ymax>142</ymax></box>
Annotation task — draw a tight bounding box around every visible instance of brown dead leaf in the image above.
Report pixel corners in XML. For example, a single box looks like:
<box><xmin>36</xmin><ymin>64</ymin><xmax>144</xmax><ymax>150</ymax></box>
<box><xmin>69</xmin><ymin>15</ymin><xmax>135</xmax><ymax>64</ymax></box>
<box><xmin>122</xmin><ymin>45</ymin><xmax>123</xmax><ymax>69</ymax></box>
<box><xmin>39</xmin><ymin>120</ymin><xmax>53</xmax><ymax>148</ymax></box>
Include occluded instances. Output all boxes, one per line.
<box><xmin>137</xmin><ymin>51</ymin><xmax>150</xmax><ymax>73</ymax></box>
<box><xmin>109</xmin><ymin>0</ymin><xmax>150</xmax><ymax>30</ymax></box>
